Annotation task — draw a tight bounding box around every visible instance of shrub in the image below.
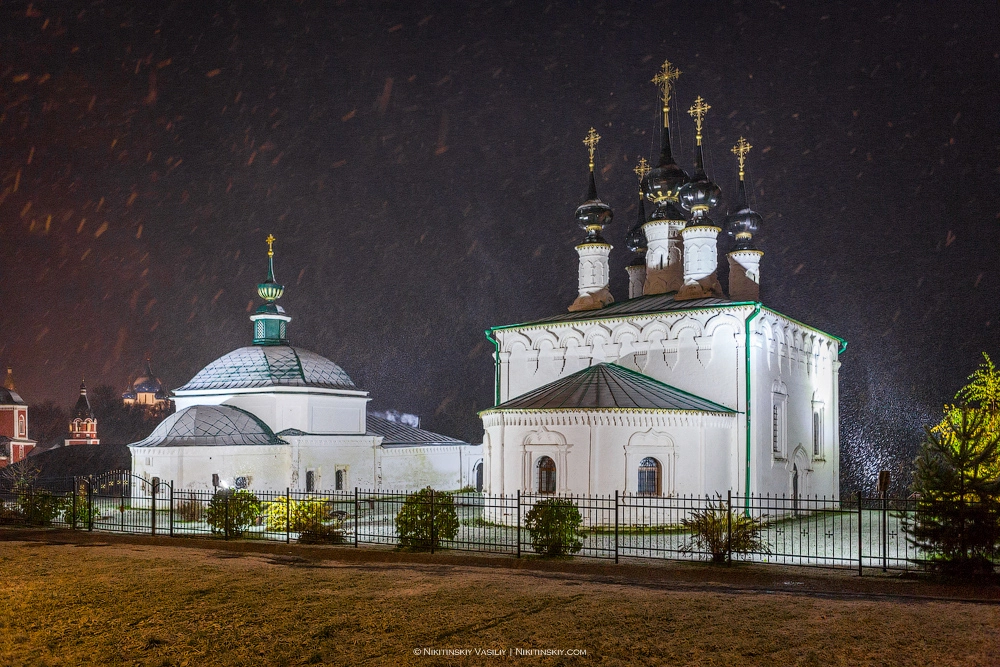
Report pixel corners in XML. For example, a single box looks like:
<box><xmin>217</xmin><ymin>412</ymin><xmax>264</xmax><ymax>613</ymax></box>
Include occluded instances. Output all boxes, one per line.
<box><xmin>298</xmin><ymin>517</ymin><xmax>347</xmax><ymax>545</ymax></box>
<box><xmin>204</xmin><ymin>489</ymin><xmax>261</xmax><ymax>537</ymax></box>
<box><xmin>11</xmin><ymin>486</ymin><xmax>65</xmax><ymax>526</ymax></box>
<box><xmin>262</xmin><ymin>496</ymin><xmax>333</xmax><ymax>533</ymax></box>
<box><xmin>63</xmin><ymin>490</ymin><xmax>100</xmax><ymax>526</ymax></box>
<box><xmin>680</xmin><ymin>495</ymin><xmax>769</xmax><ymax>563</ymax></box>
<box><xmin>523</xmin><ymin>498</ymin><xmax>584</xmax><ymax>557</ymax></box>
<box><xmin>395</xmin><ymin>487</ymin><xmax>459</xmax><ymax>550</ymax></box>
<box><xmin>175</xmin><ymin>499</ymin><xmax>204</xmax><ymax>523</ymax></box>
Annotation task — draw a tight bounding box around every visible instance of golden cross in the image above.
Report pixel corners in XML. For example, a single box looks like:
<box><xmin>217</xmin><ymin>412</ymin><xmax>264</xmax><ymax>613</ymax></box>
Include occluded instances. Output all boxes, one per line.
<box><xmin>266</xmin><ymin>233</ymin><xmax>276</xmax><ymax>257</ymax></box>
<box><xmin>633</xmin><ymin>157</ymin><xmax>651</xmax><ymax>186</ymax></box>
<box><xmin>688</xmin><ymin>96</ymin><xmax>711</xmax><ymax>143</ymax></box>
<box><xmin>583</xmin><ymin>127</ymin><xmax>601</xmax><ymax>170</ymax></box>
<box><xmin>651</xmin><ymin>60</ymin><xmax>682</xmax><ymax>118</ymax></box>
<box><xmin>731</xmin><ymin>137</ymin><xmax>752</xmax><ymax>179</ymax></box>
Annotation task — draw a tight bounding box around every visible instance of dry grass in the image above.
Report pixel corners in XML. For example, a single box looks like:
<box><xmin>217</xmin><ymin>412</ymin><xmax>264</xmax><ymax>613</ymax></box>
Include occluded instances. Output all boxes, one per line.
<box><xmin>0</xmin><ymin>540</ymin><xmax>999</xmax><ymax>666</ymax></box>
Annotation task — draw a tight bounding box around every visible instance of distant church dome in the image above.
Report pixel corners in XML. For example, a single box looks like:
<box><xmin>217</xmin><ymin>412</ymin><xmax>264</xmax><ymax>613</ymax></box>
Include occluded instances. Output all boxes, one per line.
<box><xmin>130</xmin><ymin>404</ymin><xmax>285</xmax><ymax>447</ymax></box>
<box><xmin>123</xmin><ymin>360</ymin><xmax>169</xmax><ymax>401</ymax></box>
<box><xmin>176</xmin><ymin>345</ymin><xmax>357</xmax><ymax>392</ymax></box>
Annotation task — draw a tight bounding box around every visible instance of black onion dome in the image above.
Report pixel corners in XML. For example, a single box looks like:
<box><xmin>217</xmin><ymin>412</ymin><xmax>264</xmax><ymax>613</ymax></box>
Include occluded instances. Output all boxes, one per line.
<box><xmin>625</xmin><ymin>223</ymin><xmax>647</xmax><ymax>254</ymax></box>
<box><xmin>679</xmin><ymin>145</ymin><xmax>721</xmax><ymax>219</ymax></box>
<box><xmin>626</xmin><ymin>193</ymin><xmax>648</xmax><ymax>254</ymax></box>
<box><xmin>575</xmin><ymin>170</ymin><xmax>613</xmax><ymax>242</ymax></box>
<box><xmin>725</xmin><ymin>179</ymin><xmax>762</xmax><ymax>250</ymax></box>
<box><xmin>73</xmin><ymin>382</ymin><xmax>95</xmax><ymax>419</ymax></box>
<box><xmin>644</xmin><ymin>125</ymin><xmax>690</xmax><ymax>206</ymax></box>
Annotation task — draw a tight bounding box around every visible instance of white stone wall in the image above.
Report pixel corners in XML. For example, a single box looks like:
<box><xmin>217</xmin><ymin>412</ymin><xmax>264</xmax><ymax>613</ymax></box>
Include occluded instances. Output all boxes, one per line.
<box><xmin>481</xmin><ymin>410</ymin><xmax>737</xmax><ymax>497</ymax></box>
<box><xmin>488</xmin><ymin>305</ymin><xmax>841</xmax><ymax>499</ymax></box>
<box><xmin>173</xmin><ymin>390</ymin><xmax>370</xmax><ymax>435</ymax></box>
<box><xmin>131</xmin><ymin>436</ymin><xmax>481</xmax><ymax>494</ymax></box>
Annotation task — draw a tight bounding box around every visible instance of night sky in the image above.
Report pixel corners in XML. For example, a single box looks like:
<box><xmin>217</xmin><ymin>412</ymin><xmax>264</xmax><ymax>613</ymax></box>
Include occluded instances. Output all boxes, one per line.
<box><xmin>2</xmin><ymin>1</ymin><xmax>999</xmax><ymax>491</ymax></box>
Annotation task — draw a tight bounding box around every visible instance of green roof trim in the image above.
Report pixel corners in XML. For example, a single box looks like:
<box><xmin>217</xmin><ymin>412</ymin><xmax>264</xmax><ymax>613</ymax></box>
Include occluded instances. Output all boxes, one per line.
<box><xmin>483</xmin><ymin>362</ymin><xmax>736</xmax><ymax>414</ymax></box>
<box><xmin>485</xmin><ymin>294</ymin><xmax>847</xmax><ymax>354</ymax></box>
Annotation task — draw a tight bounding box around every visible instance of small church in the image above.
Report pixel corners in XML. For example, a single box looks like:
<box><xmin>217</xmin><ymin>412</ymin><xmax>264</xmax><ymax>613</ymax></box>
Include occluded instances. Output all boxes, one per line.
<box><xmin>480</xmin><ymin>62</ymin><xmax>844</xmax><ymax>502</ymax></box>
<box><xmin>129</xmin><ymin>237</ymin><xmax>482</xmax><ymax>492</ymax></box>
<box><xmin>0</xmin><ymin>368</ymin><xmax>35</xmax><ymax>467</ymax></box>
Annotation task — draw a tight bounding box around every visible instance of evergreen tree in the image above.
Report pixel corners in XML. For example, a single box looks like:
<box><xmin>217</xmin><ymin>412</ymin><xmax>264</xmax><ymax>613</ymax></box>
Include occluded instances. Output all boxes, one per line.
<box><xmin>906</xmin><ymin>406</ymin><xmax>1000</xmax><ymax>576</ymax></box>
<box><xmin>933</xmin><ymin>353</ymin><xmax>1000</xmax><ymax>477</ymax></box>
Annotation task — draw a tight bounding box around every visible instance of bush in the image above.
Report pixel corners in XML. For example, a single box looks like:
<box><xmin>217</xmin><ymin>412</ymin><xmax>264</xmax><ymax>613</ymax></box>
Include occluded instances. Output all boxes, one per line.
<box><xmin>262</xmin><ymin>496</ymin><xmax>334</xmax><ymax>532</ymax></box>
<box><xmin>680</xmin><ymin>495</ymin><xmax>770</xmax><ymax>563</ymax></box>
<box><xmin>12</xmin><ymin>487</ymin><xmax>65</xmax><ymax>526</ymax></box>
<box><xmin>204</xmin><ymin>489</ymin><xmax>261</xmax><ymax>537</ymax></box>
<box><xmin>175</xmin><ymin>499</ymin><xmax>204</xmax><ymax>523</ymax></box>
<box><xmin>523</xmin><ymin>498</ymin><xmax>584</xmax><ymax>557</ymax></box>
<box><xmin>395</xmin><ymin>487</ymin><xmax>459</xmax><ymax>551</ymax></box>
<box><xmin>63</xmin><ymin>489</ymin><xmax>100</xmax><ymax>526</ymax></box>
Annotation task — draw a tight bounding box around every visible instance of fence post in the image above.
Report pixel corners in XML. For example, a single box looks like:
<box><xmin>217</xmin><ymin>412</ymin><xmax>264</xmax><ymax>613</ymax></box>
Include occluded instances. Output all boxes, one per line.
<box><xmin>224</xmin><ymin>490</ymin><xmax>230</xmax><ymax>541</ymax></box>
<box><xmin>87</xmin><ymin>477</ymin><xmax>94</xmax><ymax>532</ymax></box>
<box><xmin>151</xmin><ymin>478</ymin><xmax>158</xmax><ymax>536</ymax></box>
<box><xmin>858</xmin><ymin>492</ymin><xmax>863</xmax><ymax>577</ymax></box>
<box><xmin>71</xmin><ymin>477</ymin><xmax>78</xmax><ymax>530</ymax></box>
<box><xmin>169</xmin><ymin>482</ymin><xmax>174</xmax><ymax>537</ymax></box>
<box><xmin>429</xmin><ymin>489</ymin><xmax>435</xmax><ymax>554</ymax></box>
<box><xmin>882</xmin><ymin>491</ymin><xmax>888</xmax><ymax>572</ymax></box>
<box><xmin>286</xmin><ymin>487</ymin><xmax>291</xmax><ymax>544</ymax></box>
<box><xmin>516</xmin><ymin>490</ymin><xmax>521</xmax><ymax>558</ymax></box>
<box><xmin>727</xmin><ymin>489</ymin><xmax>733</xmax><ymax>565</ymax></box>
<box><xmin>354</xmin><ymin>488</ymin><xmax>359</xmax><ymax>548</ymax></box>
<box><xmin>614</xmin><ymin>490</ymin><xmax>619</xmax><ymax>564</ymax></box>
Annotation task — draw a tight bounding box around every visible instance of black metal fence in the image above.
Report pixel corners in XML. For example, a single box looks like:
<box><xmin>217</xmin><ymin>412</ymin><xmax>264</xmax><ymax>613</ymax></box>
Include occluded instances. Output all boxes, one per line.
<box><xmin>0</xmin><ymin>474</ymin><xmax>987</xmax><ymax>575</ymax></box>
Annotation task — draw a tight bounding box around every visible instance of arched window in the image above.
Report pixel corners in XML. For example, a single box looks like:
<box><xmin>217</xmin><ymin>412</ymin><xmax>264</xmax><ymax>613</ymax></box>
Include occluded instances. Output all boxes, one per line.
<box><xmin>18</xmin><ymin>413</ymin><xmax>26</xmax><ymax>437</ymax></box>
<box><xmin>335</xmin><ymin>469</ymin><xmax>345</xmax><ymax>491</ymax></box>
<box><xmin>638</xmin><ymin>457</ymin><xmax>661</xmax><ymax>495</ymax></box>
<box><xmin>305</xmin><ymin>470</ymin><xmax>316</xmax><ymax>492</ymax></box>
<box><xmin>536</xmin><ymin>456</ymin><xmax>556</xmax><ymax>494</ymax></box>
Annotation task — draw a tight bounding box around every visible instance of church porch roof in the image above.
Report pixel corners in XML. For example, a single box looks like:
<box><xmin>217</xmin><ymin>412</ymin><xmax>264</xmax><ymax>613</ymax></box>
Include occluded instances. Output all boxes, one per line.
<box><xmin>484</xmin><ymin>362</ymin><xmax>735</xmax><ymax>413</ymax></box>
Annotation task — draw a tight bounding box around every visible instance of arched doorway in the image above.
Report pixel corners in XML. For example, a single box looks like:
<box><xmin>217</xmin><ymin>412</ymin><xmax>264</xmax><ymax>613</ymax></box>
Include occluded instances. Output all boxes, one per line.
<box><xmin>474</xmin><ymin>461</ymin><xmax>483</xmax><ymax>493</ymax></box>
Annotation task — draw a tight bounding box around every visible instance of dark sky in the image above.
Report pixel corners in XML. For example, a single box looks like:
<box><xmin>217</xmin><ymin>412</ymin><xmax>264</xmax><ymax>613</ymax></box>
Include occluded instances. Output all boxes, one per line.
<box><xmin>1</xmin><ymin>1</ymin><xmax>998</xmax><ymax>490</ymax></box>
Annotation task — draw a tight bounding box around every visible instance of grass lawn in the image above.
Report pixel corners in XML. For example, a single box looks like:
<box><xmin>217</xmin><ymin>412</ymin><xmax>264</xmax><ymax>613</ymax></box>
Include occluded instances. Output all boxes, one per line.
<box><xmin>0</xmin><ymin>538</ymin><xmax>998</xmax><ymax>666</ymax></box>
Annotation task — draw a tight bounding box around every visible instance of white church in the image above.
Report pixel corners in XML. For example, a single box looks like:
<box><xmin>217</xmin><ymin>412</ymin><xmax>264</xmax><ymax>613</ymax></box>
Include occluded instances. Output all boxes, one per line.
<box><xmin>129</xmin><ymin>236</ymin><xmax>482</xmax><ymax>492</ymax></box>
<box><xmin>479</xmin><ymin>62</ymin><xmax>844</xmax><ymax>502</ymax></box>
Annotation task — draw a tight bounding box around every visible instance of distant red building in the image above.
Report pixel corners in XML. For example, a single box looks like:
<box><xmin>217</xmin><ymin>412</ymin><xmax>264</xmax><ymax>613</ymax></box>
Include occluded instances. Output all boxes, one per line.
<box><xmin>65</xmin><ymin>381</ymin><xmax>100</xmax><ymax>446</ymax></box>
<box><xmin>0</xmin><ymin>367</ymin><xmax>36</xmax><ymax>467</ymax></box>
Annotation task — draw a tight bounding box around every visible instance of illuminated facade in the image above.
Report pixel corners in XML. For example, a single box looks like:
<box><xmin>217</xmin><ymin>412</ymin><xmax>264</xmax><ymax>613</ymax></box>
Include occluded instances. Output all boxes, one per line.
<box><xmin>129</xmin><ymin>237</ymin><xmax>481</xmax><ymax>492</ymax></box>
<box><xmin>481</xmin><ymin>62</ymin><xmax>843</xmax><ymax>503</ymax></box>
<box><xmin>122</xmin><ymin>360</ymin><xmax>173</xmax><ymax>414</ymax></box>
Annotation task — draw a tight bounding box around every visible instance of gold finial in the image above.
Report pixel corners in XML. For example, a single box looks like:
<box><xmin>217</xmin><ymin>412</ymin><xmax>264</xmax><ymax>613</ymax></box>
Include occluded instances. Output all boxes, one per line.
<box><xmin>651</xmin><ymin>60</ymin><xmax>682</xmax><ymax>126</ymax></box>
<box><xmin>583</xmin><ymin>127</ymin><xmax>601</xmax><ymax>171</ymax></box>
<box><xmin>633</xmin><ymin>157</ymin><xmax>651</xmax><ymax>188</ymax></box>
<box><xmin>688</xmin><ymin>96</ymin><xmax>711</xmax><ymax>145</ymax></box>
<box><xmin>731</xmin><ymin>137</ymin><xmax>752</xmax><ymax>180</ymax></box>
<box><xmin>266</xmin><ymin>233</ymin><xmax>276</xmax><ymax>257</ymax></box>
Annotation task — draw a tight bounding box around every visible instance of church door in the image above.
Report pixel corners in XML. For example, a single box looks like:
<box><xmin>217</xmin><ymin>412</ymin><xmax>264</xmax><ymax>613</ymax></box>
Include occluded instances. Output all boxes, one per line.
<box><xmin>474</xmin><ymin>461</ymin><xmax>483</xmax><ymax>493</ymax></box>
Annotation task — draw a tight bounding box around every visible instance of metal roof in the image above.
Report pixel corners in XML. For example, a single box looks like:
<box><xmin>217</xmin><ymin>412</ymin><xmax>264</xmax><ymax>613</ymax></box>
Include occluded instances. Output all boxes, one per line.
<box><xmin>175</xmin><ymin>345</ymin><xmax>357</xmax><ymax>393</ymax></box>
<box><xmin>489</xmin><ymin>362</ymin><xmax>735</xmax><ymax>413</ymax></box>
<box><xmin>128</xmin><ymin>405</ymin><xmax>286</xmax><ymax>447</ymax></box>
<box><xmin>0</xmin><ymin>387</ymin><xmax>26</xmax><ymax>406</ymax></box>
<box><xmin>366</xmin><ymin>414</ymin><xmax>469</xmax><ymax>447</ymax></box>
<box><xmin>511</xmin><ymin>292</ymin><xmax>741</xmax><ymax>328</ymax></box>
